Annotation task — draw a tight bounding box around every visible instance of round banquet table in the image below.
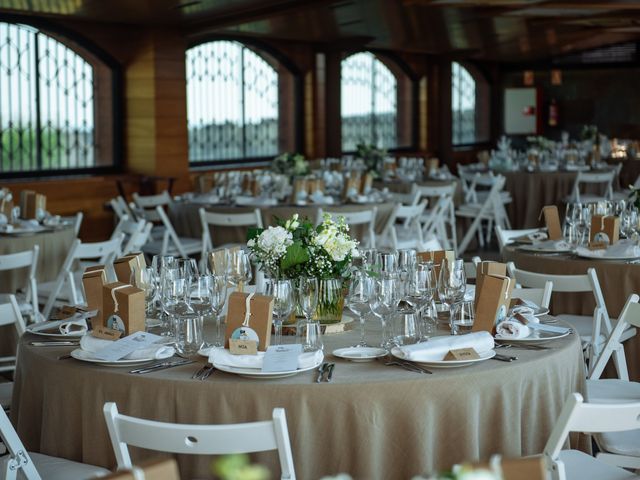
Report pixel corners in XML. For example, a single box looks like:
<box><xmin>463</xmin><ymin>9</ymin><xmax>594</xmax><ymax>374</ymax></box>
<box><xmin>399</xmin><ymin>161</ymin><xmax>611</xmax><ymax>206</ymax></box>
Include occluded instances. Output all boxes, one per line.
<box><xmin>169</xmin><ymin>201</ymin><xmax>396</xmax><ymax>246</ymax></box>
<box><xmin>11</xmin><ymin>320</ymin><xmax>585</xmax><ymax>480</ymax></box>
<box><xmin>503</xmin><ymin>245</ymin><xmax>640</xmax><ymax>380</ymax></box>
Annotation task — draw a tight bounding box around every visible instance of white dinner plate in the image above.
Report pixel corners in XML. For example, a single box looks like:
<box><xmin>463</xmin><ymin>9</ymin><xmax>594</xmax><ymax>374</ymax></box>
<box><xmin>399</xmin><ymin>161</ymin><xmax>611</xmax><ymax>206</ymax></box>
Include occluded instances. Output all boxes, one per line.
<box><xmin>518</xmin><ymin>244</ymin><xmax>573</xmax><ymax>254</ymax></box>
<box><xmin>26</xmin><ymin>321</ymin><xmax>86</xmax><ymax>339</ymax></box>
<box><xmin>390</xmin><ymin>347</ymin><xmax>495</xmax><ymax>368</ymax></box>
<box><xmin>576</xmin><ymin>250</ymin><xmax>640</xmax><ymax>261</ymax></box>
<box><xmin>70</xmin><ymin>349</ymin><xmax>156</xmax><ymax>367</ymax></box>
<box><xmin>509</xmin><ymin>305</ymin><xmax>550</xmax><ymax>317</ymax></box>
<box><xmin>332</xmin><ymin>346</ymin><xmax>387</xmax><ymax>362</ymax></box>
<box><xmin>198</xmin><ymin>346</ymin><xmax>213</xmax><ymax>357</ymax></box>
<box><xmin>495</xmin><ymin>328</ymin><xmax>570</xmax><ymax>344</ymax></box>
<box><xmin>212</xmin><ymin>359</ymin><xmax>322</xmax><ymax>379</ymax></box>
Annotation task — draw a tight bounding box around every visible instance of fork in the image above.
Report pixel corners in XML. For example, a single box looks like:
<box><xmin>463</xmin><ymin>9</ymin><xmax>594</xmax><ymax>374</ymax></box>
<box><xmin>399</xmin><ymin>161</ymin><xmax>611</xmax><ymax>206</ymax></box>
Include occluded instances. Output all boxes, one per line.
<box><xmin>192</xmin><ymin>363</ymin><xmax>215</xmax><ymax>380</ymax></box>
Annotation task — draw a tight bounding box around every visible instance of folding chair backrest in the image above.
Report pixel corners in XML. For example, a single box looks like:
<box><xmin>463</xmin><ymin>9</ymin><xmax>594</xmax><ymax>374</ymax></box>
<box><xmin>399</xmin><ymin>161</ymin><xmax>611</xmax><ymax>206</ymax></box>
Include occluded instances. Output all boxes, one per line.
<box><xmin>415</xmin><ymin>182</ymin><xmax>456</xmax><ymax>198</ymax></box>
<box><xmin>132</xmin><ymin>191</ymin><xmax>172</xmax><ymax>209</ymax></box>
<box><xmin>511</xmin><ymin>282</ymin><xmax>553</xmax><ymax>309</ymax></box>
<box><xmin>544</xmin><ymin>393</ymin><xmax>640</xmax><ymax>469</ymax></box>
<box><xmin>72</xmin><ymin>212</ymin><xmax>83</xmax><ymax>236</ymax></box>
<box><xmin>110</xmin><ymin>196</ymin><xmax>131</xmax><ymax>221</ymax></box>
<box><xmin>0</xmin><ymin>403</ymin><xmax>41</xmax><ymax>479</ymax></box>
<box><xmin>573</xmin><ymin>170</ymin><xmax>615</xmax><ymax>202</ymax></box>
<box><xmin>390</xmin><ymin>189</ymin><xmax>420</xmax><ymax>206</ymax></box>
<box><xmin>0</xmin><ymin>295</ymin><xmax>26</xmax><ymax>335</ymax></box>
<box><xmin>495</xmin><ymin>226</ymin><xmax>541</xmax><ymax>252</ymax></box>
<box><xmin>0</xmin><ymin>247</ymin><xmax>39</xmax><ymax>320</ymax></box>
<box><xmin>111</xmin><ymin>216</ymin><xmax>149</xmax><ymax>256</ymax></box>
<box><xmin>76</xmin><ymin>235</ymin><xmax>125</xmax><ymax>264</ymax></box>
<box><xmin>199</xmin><ymin>208</ymin><xmax>263</xmax><ymax>253</ymax></box>
<box><xmin>318</xmin><ymin>208</ymin><xmax>377</xmax><ymax>226</ymax></box>
<box><xmin>103</xmin><ymin>403</ymin><xmax>295</xmax><ymax>479</ymax></box>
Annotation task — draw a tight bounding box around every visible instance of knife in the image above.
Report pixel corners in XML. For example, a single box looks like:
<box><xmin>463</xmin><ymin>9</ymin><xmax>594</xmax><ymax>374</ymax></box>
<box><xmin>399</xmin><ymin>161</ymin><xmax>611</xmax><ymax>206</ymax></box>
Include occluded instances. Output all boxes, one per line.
<box><xmin>130</xmin><ymin>359</ymin><xmax>194</xmax><ymax>374</ymax></box>
<box><xmin>326</xmin><ymin>363</ymin><xmax>335</xmax><ymax>382</ymax></box>
<box><xmin>493</xmin><ymin>353</ymin><xmax>517</xmax><ymax>362</ymax></box>
<box><xmin>316</xmin><ymin>363</ymin><xmax>328</xmax><ymax>383</ymax></box>
<box><xmin>30</xmin><ymin>341</ymin><xmax>80</xmax><ymax>347</ymax></box>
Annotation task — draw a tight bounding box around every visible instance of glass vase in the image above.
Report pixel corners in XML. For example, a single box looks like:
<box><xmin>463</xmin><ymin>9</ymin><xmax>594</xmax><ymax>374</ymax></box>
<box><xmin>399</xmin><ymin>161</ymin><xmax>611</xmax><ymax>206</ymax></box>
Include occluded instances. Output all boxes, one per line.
<box><xmin>314</xmin><ymin>278</ymin><xmax>345</xmax><ymax>324</ymax></box>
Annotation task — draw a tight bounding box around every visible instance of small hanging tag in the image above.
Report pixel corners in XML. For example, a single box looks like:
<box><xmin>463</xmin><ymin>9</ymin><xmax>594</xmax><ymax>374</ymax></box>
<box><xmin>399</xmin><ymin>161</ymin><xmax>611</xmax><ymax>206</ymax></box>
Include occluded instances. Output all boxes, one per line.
<box><xmin>229</xmin><ymin>327</ymin><xmax>259</xmax><ymax>355</ymax></box>
<box><xmin>107</xmin><ymin>284</ymin><xmax>129</xmax><ymax>334</ymax></box>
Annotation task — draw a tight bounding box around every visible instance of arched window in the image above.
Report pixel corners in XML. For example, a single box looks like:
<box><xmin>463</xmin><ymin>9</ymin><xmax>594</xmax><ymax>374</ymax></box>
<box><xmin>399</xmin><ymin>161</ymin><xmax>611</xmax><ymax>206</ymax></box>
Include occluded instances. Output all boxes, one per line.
<box><xmin>451</xmin><ymin>62</ymin><xmax>476</xmax><ymax>146</ymax></box>
<box><xmin>341</xmin><ymin>52</ymin><xmax>399</xmax><ymax>151</ymax></box>
<box><xmin>0</xmin><ymin>22</ymin><xmax>112</xmax><ymax>174</ymax></box>
<box><xmin>186</xmin><ymin>40</ymin><xmax>280</xmax><ymax>163</ymax></box>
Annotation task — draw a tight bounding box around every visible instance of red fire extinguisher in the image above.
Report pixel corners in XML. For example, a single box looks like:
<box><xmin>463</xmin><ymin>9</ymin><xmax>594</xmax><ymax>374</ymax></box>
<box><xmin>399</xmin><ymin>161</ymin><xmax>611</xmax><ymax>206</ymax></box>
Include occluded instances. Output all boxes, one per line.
<box><xmin>548</xmin><ymin>98</ymin><xmax>559</xmax><ymax>127</ymax></box>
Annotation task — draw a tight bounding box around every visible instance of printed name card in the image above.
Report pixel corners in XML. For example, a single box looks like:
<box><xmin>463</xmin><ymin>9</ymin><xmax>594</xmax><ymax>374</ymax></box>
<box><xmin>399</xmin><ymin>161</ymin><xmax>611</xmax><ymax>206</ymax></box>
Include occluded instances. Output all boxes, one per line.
<box><xmin>93</xmin><ymin>331</ymin><xmax>161</xmax><ymax>361</ymax></box>
<box><xmin>588</xmin><ymin>241</ymin><xmax>608</xmax><ymax>250</ymax></box>
<box><xmin>92</xmin><ymin>325</ymin><xmax>123</xmax><ymax>341</ymax></box>
<box><xmin>229</xmin><ymin>338</ymin><xmax>258</xmax><ymax>355</ymax></box>
<box><xmin>225</xmin><ymin>292</ymin><xmax>274</xmax><ymax>352</ymax></box>
<box><xmin>473</xmin><ymin>274</ymin><xmax>514</xmax><ymax>334</ymax></box>
<box><xmin>475</xmin><ymin>261</ymin><xmax>507</xmax><ymax>304</ymax></box>
<box><xmin>262</xmin><ymin>344</ymin><xmax>302</xmax><ymax>372</ymax></box>
<box><xmin>590</xmin><ymin>215</ymin><xmax>620</xmax><ymax>244</ymax></box>
<box><xmin>444</xmin><ymin>347</ymin><xmax>480</xmax><ymax>361</ymax></box>
<box><xmin>540</xmin><ymin>205</ymin><xmax>563</xmax><ymax>240</ymax></box>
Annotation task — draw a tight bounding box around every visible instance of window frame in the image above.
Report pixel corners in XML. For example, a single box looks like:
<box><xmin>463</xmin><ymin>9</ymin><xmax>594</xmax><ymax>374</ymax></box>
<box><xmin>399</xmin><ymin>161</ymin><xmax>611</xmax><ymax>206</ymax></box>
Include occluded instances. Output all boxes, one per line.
<box><xmin>451</xmin><ymin>60</ymin><xmax>490</xmax><ymax>148</ymax></box>
<box><xmin>185</xmin><ymin>36</ymin><xmax>302</xmax><ymax>169</ymax></box>
<box><xmin>0</xmin><ymin>14</ymin><xmax>122</xmax><ymax>180</ymax></box>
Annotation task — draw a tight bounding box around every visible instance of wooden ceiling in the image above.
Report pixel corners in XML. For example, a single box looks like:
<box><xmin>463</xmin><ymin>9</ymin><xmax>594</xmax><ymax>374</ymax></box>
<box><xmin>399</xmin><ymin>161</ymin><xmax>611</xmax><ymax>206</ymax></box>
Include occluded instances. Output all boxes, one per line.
<box><xmin>0</xmin><ymin>0</ymin><xmax>639</xmax><ymax>62</ymax></box>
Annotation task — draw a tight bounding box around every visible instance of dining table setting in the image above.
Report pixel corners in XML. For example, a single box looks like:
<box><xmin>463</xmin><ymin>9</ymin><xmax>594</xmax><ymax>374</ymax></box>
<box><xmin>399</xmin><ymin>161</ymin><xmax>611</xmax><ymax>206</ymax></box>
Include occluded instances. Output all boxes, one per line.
<box><xmin>9</xmin><ymin>211</ymin><xmax>588</xmax><ymax>480</ymax></box>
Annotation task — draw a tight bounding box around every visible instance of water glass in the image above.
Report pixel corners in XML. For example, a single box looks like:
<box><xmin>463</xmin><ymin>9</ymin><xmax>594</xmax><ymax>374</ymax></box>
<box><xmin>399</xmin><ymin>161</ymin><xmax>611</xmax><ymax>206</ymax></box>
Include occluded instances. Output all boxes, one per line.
<box><xmin>437</xmin><ymin>259</ymin><xmax>466</xmax><ymax>335</ymax></box>
<box><xmin>393</xmin><ymin>305</ymin><xmax>421</xmax><ymax>345</ymax></box>
<box><xmin>371</xmin><ymin>275</ymin><xmax>399</xmax><ymax>348</ymax></box>
<box><xmin>377</xmin><ymin>250</ymin><xmax>398</xmax><ymax>275</ymax></box>
<box><xmin>227</xmin><ymin>249</ymin><xmax>252</xmax><ymax>291</ymax></box>
<box><xmin>450</xmin><ymin>301</ymin><xmax>475</xmax><ymax>334</ymax></box>
<box><xmin>174</xmin><ymin>313</ymin><xmax>203</xmax><ymax>356</ymax></box>
<box><xmin>297</xmin><ymin>321</ymin><xmax>323</xmax><ymax>352</ymax></box>
<box><xmin>210</xmin><ymin>274</ymin><xmax>228</xmax><ymax>347</ymax></box>
<box><xmin>189</xmin><ymin>274</ymin><xmax>214</xmax><ymax>347</ymax></box>
<box><xmin>346</xmin><ymin>269</ymin><xmax>374</xmax><ymax>347</ymax></box>
<box><xmin>264</xmin><ymin>279</ymin><xmax>294</xmax><ymax>346</ymax></box>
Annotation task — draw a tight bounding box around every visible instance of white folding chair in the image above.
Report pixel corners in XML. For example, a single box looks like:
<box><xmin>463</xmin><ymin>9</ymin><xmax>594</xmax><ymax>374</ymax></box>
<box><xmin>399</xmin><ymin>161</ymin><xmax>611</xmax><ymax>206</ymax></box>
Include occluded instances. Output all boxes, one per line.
<box><xmin>379</xmin><ymin>201</ymin><xmax>431</xmax><ymax>250</ymax></box>
<box><xmin>317</xmin><ymin>207</ymin><xmax>377</xmax><ymax>248</ymax></box>
<box><xmin>463</xmin><ymin>256</ymin><xmax>482</xmax><ymax>280</ymax></box>
<box><xmin>415</xmin><ymin>183</ymin><xmax>458</xmax><ymax>252</ymax></box>
<box><xmin>389</xmin><ymin>188</ymin><xmax>421</xmax><ymax>206</ymax></box>
<box><xmin>199</xmin><ymin>208</ymin><xmax>263</xmax><ymax>256</ymax></box>
<box><xmin>140</xmin><ymin>206</ymin><xmax>202</xmax><ymax>259</ymax></box>
<box><xmin>103</xmin><ymin>402</ymin><xmax>295</xmax><ymax>480</ymax></box>
<box><xmin>506</xmin><ymin>264</ymin><xmax>634</xmax><ymax>368</ymax></box>
<box><xmin>40</xmin><ymin>235</ymin><xmax>124</xmax><ymax>319</ymax></box>
<box><xmin>456</xmin><ymin>175</ymin><xmax>510</xmax><ymax>255</ymax></box>
<box><xmin>111</xmin><ymin>215</ymin><xmax>152</xmax><ymax>256</ymax></box>
<box><xmin>0</xmin><ymin>247</ymin><xmax>40</xmax><ymax>323</ymax></box>
<box><xmin>585</xmin><ymin>295</ymin><xmax>640</xmax><ymax>471</ymax></box>
<box><xmin>567</xmin><ymin>170</ymin><xmax>615</xmax><ymax>204</ymax></box>
<box><xmin>495</xmin><ymin>226</ymin><xmax>542</xmax><ymax>252</ymax></box>
<box><xmin>0</xmin><ymin>294</ymin><xmax>26</xmax><ymax>410</ymax></box>
<box><xmin>511</xmin><ymin>281</ymin><xmax>553</xmax><ymax>309</ymax></box>
<box><xmin>109</xmin><ymin>196</ymin><xmax>134</xmax><ymax>221</ymax></box>
<box><xmin>132</xmin><ymin>191</ymin><xmax>172</xmax><ymax>223</ymax></box>
<box><xmin>543</xmin><ymin>392</ymin><xmax>640</xmax><ymax>480</ymax></box>
<box><xmin>0</xmin><ymin>405</ymin><xmax>109</xmax><ymax>480</ymax></box>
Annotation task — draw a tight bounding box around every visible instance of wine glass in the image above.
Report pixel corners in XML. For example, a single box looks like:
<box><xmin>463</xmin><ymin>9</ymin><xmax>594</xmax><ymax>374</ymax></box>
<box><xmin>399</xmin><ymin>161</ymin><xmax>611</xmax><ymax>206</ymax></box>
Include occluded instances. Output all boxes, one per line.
<box><xmin>295</xmin><ymin>277</ymin><xmax>321</xmax><ymax>352</ymax></box>
<box><xmin>228</xmin><ymin>250</ymin><xmax>252</xmax><ymax>291</ymax></box>
<box><xmin>161</xmin><ymin>268</ymin><xmax>191</xmax><ymax>335</ymax></box>
<box><xmin>130</xmin><ymin>267</ymin><xmax>157</xmax><ymax>326</ymax></box>
<box><xmin>437</xmin><ymin>259</ymin><xmax>466</xmax><ymax>335</ymax></box>
<box><xmin>405</xmin><ymin>262</ymin><xmax>438</xmax><ymax>339</ymax></box>
<box><xmin>209</xmin><ymin>274</ymin><xmax>228</xmax><ymax>347</ymax></box>
<box><xmin>189</xmin><ymin>274</ymin><xmax>214</xmax><ymax>348</ymax></box>
<box><xmin>346</xmin><ymin>269</ymin><xmax>374</xmax><ymax>347</ymax></box>
<box><xmin>264</xmin><ymin>279</ymin><xmax>294</xmax><ymax>346</ymax></box>
<box><xmin>371</xmin><ymin>275</ymin><xmax>399</xmax><ymax>349</ymax></box>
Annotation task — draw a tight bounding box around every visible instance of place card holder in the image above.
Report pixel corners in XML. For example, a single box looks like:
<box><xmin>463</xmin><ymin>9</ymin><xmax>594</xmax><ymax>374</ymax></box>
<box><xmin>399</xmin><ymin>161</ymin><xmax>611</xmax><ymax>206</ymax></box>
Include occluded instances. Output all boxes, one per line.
<box><xmin>20</xmin><ymin>190</ymin><xmax>45</xmax><ymax>220</ymax></box>
<box><xmin>225</xmin><ymin>291</ymin><xmax>274</xmax><ymax>352</ymax></box>
<box><xmin>472</xmin><ymin>274</ymin><xmax>514</xmax><ymax>334</ymax></box>
<box><xmin>113</xmin><ymin>252</ymin><xmax>147</xmax><ymax>284</ymax></box>
<box><xmin>360</xmin><ymin>173</ymin><xmax>373</xmax><ymax>195</ymax></box>
<box><xmin>539</xmin><ymin>205</ymin><xmax>563</xmax><ymax>240</ymax></box>
<box><xmin>82</xmin><ymin>265</ymin><xmax>107</xmax><ymax>329</ymax></box>
<box><xmin>589</xmin><ymin>214</ymin><xmax>619</xmax><ymax>244</ymax></box>
<box><xmin>102</xmin><ymin>282</ymin><xmax>145</xmax><ymax>335</ymax></box>
<box><xmin>475</xmin><ymin>261</ymin><xmax>507</xmax><ymax>304</ymax></box>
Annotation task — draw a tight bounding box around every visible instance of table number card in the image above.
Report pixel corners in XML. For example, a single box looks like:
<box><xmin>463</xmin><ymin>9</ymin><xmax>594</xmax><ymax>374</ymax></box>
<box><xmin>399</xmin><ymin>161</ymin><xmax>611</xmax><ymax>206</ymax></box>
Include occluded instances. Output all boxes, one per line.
<box><xmin>473</xmin><ymin>274</ymin><xmax>514</xmax><ymax>333</ymax></box>
<box><xmin>540</xmin><ymin>205</ymin><xmax>563</xmax><ymax>240</ymax></box>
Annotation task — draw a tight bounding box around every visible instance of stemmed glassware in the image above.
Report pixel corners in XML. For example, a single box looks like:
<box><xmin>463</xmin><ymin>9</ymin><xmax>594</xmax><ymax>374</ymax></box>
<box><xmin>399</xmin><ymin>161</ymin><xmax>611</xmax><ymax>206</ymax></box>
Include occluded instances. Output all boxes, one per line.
<box><xmin>295</xmin><ymin>277</ymin><xmax>321</xmax><ymax>352</ymax></box>
<box><xmin>130</xmin><ymin>266</ymin><xmax>157</xmax><ymax>326</ymax></box>
<box><xmin>264</xmin><ymin>279</ymin><xmax>294</xmax><ymax>346</ymax></box>
<box><xmin>405</xmin><ymin>262</ymin><xmax>438</xmax><ymax>339</ymax></box>
<box><xmin>346</xmin><ymin>269</ymin><xmax>374</xmax><ymax>347</ymax></box>
<box><xmin>189</xmin><ymin>274</ymin><xmax>214</xmax><ymax>348</ymax></box>
<box><xmin>371</xmin><ymin>275</ymin><xmax>398</xmax><ymax>349</ymax></box>
<box><xmin>161</xmin><ymin>267</ymin><xmax>192</xmax><ymax>339</ymax></box>
<box><xmin>209</xmin><ymin>274</ymin><xmax>228</xmax><ymax>347</ymax></box>
<box><xmin>437</xmin><ymin>259</ymin><xmax>466</xmax><ymax>335</ymax></box>
<box><xmin>227</xmin><ymin>250</ymin><xmax>252</xmax><ymax>291</ymax></box>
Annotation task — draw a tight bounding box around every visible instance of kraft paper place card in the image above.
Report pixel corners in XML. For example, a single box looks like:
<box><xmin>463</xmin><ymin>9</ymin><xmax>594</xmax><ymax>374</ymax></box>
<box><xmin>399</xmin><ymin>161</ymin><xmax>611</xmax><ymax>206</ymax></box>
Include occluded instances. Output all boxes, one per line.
<box><xmin>444</xmin><ymin>348</ymin><xmax>480</xmax><ymax>361</ymax></box>
<box><xmin>473</xmin><ymin>274</ymin><xmax>514</xmax><ymax>333</ymax></box>
<box><xmin>225</xmin><ymin>292</ymin><xmax>274</xmax><ymax>352</ymax></box>
<box><xmin>417</xmin><ymin>250</ymin><xmax>455</xmax><ymax>277</ymax></box>
<box><xmin>114</xmin><ymin>252</ymin><xmax>146</xmax><ymax>284</ymax></box>
<box><xmin>262</xmin><ymin>344</ymin><xmax>302</xmax><ymax>372</ymax></box>
<box><xmin>590</xmin><ymin>215</ymin><xmax>620</xmax><ymax>244</ymax></box>
<box><xmin>102</xmin><ymin>283</ymin><xmax>145</xmax><ymax>335</ymax></box>
<box><xmin>475</xmin><ymin>261</ymin><xmax>507</xmax><ymax>304</ymax></box>
<box><xmin>82</xmin><ymin>265</ymin><xmax>107</xmax><ymax>328</ymax></box>
<box><xmin>93</xmin><ymin>331</ymin><xmax>161</xmax><ymax>361</ymax></box>
<box><xmin>540</xmin><ymin>205</ymin><xmax>563</xmax><ymax>240</ymax></box>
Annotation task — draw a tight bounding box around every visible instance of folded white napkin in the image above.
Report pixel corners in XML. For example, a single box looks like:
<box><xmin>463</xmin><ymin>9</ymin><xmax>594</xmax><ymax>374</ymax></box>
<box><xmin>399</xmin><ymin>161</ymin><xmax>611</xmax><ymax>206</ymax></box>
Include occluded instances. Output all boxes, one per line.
<box><xmin>511</xmin><ymin>299</ymin><xmax>539</xmax><ymax>316</ymax></box>
<box><xmin>79</xmin><ymin>334</ymin><xmax>174</xmax><ymax>360</ymax></box>
<box><xmin>0</xmin><ymin>214</ymin><xmax>6</xmax><ymax>225</ymax></box>
<box><xmin>528</xmin><ymin>231</ymin><xmax>548</xmax><ymax>242</ymax></box>
<box><xmin>29</xmin><ymin>318</ymin><xmax>88</xmax><ymax>336</ymax></box>
<box><xmin>496</xmin><ymin>320</ymin><xmax>531</xmax><ymax>339</ymax></box>
<box><xmin>208</xmin><ymin>347</ymin><xmax>323</xmax><ymax>370</ymax></box>
<box><xmin>0</xmin><ymin>224</ymin><xmax>13</xmax><ymax>232</ymax></box>
<box><xmin>394</xmin><ymin>332</ymin><xmax>494</xmax><ymax>362</ymax></box>
<box><xmin>532</xmin><ymin>239</ymin><xmax>571</xmax><ymax>251</ymax></box>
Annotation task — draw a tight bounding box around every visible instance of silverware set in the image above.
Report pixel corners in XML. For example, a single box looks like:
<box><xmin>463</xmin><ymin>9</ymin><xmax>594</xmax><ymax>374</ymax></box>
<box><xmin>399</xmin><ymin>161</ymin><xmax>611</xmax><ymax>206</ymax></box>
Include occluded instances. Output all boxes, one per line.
<box><xmin>316</xmin><ymin>362</ymin><xmax>335</xmax><ymax>382</ymax></box>
<box><xmin>192</xmin><ymin>363</ymin><xmax>216</xmax><ymax>380</ymax></box>
<box><xmin>492</xmin><ymin>353</ymin><xmax>517</xmax><ymax>362</ymax></box>
<box><xmin>382</xmin><ymin>358</ymin><xmax>432</xmax><ymax>374</ymax></box>
<box><xmin>129</xmin><ymin>359</ymin><xmax>194</xmax><ymax>374</ymax></box>
<box><xmin>496</xmin><ymin>343</ymin><xmax>550</xmax><ymax>351</ymax></box>
<box><xmin>30</xmin><ymin>340</ymin><xmax>79</xmax><ymax>347</ymax></box>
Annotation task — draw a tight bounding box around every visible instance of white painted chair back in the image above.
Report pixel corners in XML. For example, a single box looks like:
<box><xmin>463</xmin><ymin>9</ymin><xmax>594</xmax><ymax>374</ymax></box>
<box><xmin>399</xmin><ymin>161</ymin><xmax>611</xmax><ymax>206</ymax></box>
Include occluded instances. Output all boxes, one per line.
<box><xmin>110</xmin><ymin>196</ymin><xmax>133</xmax><ymax>221</ymax></box>
<box><xmin>511</xmin><ymin>282</ymin><xmax>553</xmax><ymax>309</ymax></box>
<box><xmin>543</xmin><ymin>392</ymin><xmax>640</xmax><ymax>480</ymax></box>
<box><xmin>199</xmin><ymin>208</ymin><xmax>263</xmax><ymax>255</ymax></box>
<box><xmin>42</xmin><ymin>235</ymin><xmax>124</xmax><ymax>319</ymax></box>
<box><xmin>156</xmin><ymin>206</ymin><xmax>197</xmax><ymax>259</ymax></box>
<box><xmin>589</xmin><ymin>294</ymin><xmax>640</xmax><ymax>382</ymax></box>
<box><xmin>381</xmin><ymin>201</ymin><xmax>427</xmax><ymax>250</ymax></box>
<box><xmin>111</xmin><ymin>215</ymin><xmax>152</xmax><ymax>256</ymax></box>
<box><xmin>495</xmin><ymin>226</ymin><xmax>541</xmax><ymax>252</ymax></box>
<box><xmin>317</xmin><ymin>207</ymin><xmax>377</xmax><ymax>248</ymax></box>
<box><xmin>132</xmin><ymin>191</ymin><xmax>172</xmax><ymax>223</ymax></box>
<box><xmin>420</xmin><ymin>193</ymin><xmax>456</xmax><ymax>250</ymax></box>
<box><xmin>0</xmin><ymin>247</ymin><xmax>39</xmax><ymax>321</ymax></box>
<box><xmin>389</xmin><ymin>188</ymin><xmax>420</xmax><ymax>206</ymax></box>
<box><xmin>72</xmin><ymin>212</ymin><xmax>83</xmax><ymax>236</ymax></box>
<box><xmin>571</xmin><ymin>170</ymin><xmax>615</xmax><ymax>203</ymax></box>
<box><xmin>0</xmin><ymin>294</ymin><xmax>26</xmax><ymax>375</ymax></box>
<box><xmin>103</xmin><ymin>403</ymin><xmax>296</xmax><ymax>480</ymax></box>
<box><xmin>0</xmin><ymin>405</ymin><xmax>42</xmax><ymax>480</ymax></box>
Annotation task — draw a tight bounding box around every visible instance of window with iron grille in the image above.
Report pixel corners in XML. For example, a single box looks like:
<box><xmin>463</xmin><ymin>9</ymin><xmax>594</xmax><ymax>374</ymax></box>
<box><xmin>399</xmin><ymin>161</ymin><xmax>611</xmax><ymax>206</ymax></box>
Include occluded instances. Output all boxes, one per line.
<box><xmin>0</xmin><ymin>22</ymin><xmax>105</xmax><ymax>174</ymax></box>
<box><xmin>341</xmin><ymin>52</ymin><xmax>398</xmax><ymax>152</ymax></box>
<box><xmin>186</xmin><ymin>40</ymin><xmax>279</xmax><ymax>163</ymax></box>
<box><xmin>451</xmin><ymin>62</ymin><xmax>477</xmax><ymax>146</ymax></box>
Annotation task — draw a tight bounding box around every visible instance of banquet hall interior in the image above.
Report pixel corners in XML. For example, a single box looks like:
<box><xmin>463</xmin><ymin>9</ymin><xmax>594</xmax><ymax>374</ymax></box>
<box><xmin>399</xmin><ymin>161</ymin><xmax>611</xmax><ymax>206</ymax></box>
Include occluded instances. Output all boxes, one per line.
<box><xmin>1</xmin><ymin>0</ymin><xmax>640</xmax><ymax>479</ymax></box>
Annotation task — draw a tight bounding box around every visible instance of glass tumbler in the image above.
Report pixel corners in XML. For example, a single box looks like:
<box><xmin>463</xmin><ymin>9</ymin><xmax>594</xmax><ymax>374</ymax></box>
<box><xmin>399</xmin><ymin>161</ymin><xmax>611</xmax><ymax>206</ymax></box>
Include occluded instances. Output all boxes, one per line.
<box><xmin>296</xmin><ymin>320</ymin><xmax>323</xmax><ymax>352</ymax></box>
<box><xmin>450</xmin><ymin>301</ymin><xmax>475</xmax><ymax>334</ymax></box>
<box><xmin>174</xmin><ymin>313</ymin><xmax>204</xmax><ymax>356</ymax></box>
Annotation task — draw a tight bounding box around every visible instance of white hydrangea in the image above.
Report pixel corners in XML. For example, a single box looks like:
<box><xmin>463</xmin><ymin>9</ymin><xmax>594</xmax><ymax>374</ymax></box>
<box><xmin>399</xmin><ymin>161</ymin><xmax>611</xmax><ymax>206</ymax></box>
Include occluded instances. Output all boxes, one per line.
<box><xmin>313</xmin><ymin>224</ymin><xmax>358</xmax><ymax>262</ymax></box>
<box><xmin>255</xmin><ymin>226</ymin><xmax>292</xmax><ymax>257</ymax></box>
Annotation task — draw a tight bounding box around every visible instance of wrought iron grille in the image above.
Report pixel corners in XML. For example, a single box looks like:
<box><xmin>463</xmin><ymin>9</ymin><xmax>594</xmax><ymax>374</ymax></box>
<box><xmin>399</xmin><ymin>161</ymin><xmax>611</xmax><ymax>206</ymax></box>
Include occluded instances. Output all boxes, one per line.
<box><xmin>0</xmin><ymin>22</ymin><xmax>95</xmax><ymax>173</ymax></box>
<box><xmin>341</xmin><ymin>52</ymin><xmax>397</xmax><ymax>152</ymax></box>
<box><xmin>451</xmin><ymin>62</ymin><xmax>476</xmax><ymax>145</ymax></box>
<box><xmin>186</xmin><ymin>40</ymin><xmax>279</xmax><ymax>163</ymax></box>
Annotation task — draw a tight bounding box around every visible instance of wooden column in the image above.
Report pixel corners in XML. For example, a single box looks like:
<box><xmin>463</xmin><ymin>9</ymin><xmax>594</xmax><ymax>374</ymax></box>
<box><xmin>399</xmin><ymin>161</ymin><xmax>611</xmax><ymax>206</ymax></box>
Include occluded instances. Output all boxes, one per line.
<box><xmin>428</xmin><ymin>60</ymin><xmax>452</xmax><ymax>167</ymax></box>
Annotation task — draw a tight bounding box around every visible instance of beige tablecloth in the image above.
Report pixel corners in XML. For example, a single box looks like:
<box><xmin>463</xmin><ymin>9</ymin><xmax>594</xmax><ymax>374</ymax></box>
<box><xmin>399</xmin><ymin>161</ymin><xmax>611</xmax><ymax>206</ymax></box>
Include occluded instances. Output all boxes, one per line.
<box><xmin>503</xmin><ymin>246</ymin><xmax>640</xmax><ymax>380</ymax></box>
<box><xmin>170</xmin><ymin>202</ymin><xmax>395</xmax><ymax>247</ymax></box>
<box><xmin>12</xmin><ymin>321</ymin><xmax>585</xmax><ymax>480</ymax></box>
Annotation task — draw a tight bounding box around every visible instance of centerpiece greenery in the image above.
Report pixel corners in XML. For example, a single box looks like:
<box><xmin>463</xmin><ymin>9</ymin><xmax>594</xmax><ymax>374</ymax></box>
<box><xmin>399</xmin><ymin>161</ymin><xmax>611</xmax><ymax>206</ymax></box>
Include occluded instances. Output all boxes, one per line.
<box><xmin>355</xmin><ymin>143</ymin><xmax>386</xmax><ymax>178</ymax></box>
<box><xmin>270</xmin><ymin>152</ymin><xmax>309</xmax><ymax>177</ymax></box>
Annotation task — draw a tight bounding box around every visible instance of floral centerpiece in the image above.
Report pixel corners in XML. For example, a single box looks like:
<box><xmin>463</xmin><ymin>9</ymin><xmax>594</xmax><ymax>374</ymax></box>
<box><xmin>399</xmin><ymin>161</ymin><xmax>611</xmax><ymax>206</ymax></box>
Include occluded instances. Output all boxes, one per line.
<box><xmin>247</xmin><ymin>213</ymin><xmax>358</xmax><ymax>323</ymax></box>
<box><xmin>270</xmin><ymin>152</ymin><xmax>309</xmax><ymax>177</ymax></box>
<box><xmin>355</xmin><ymin>143</ymin><xmax>386</xmax><ymax>178</ymax></box>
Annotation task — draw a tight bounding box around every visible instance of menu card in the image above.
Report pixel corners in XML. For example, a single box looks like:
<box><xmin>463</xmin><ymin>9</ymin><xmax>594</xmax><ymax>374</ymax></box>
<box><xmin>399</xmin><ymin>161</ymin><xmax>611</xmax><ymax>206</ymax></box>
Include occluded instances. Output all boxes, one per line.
<box><xmin>262</xmin><ymin>344</ymin><xmax>302</xmax><ymax>372</ymax></box>
<box><xmin>473</xmin><ymin>274</ymin><xmax>514</xmax><ymax>333</ymax></box>
<box><xmin>92</xmin><ymin>331</ymin><xmax>161</xmax><ymax>361</ymax></box>
<box><xmin>540</xmin><ymin>205</ymin><xmax>563</xmax><ymax>240</ymax></box>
